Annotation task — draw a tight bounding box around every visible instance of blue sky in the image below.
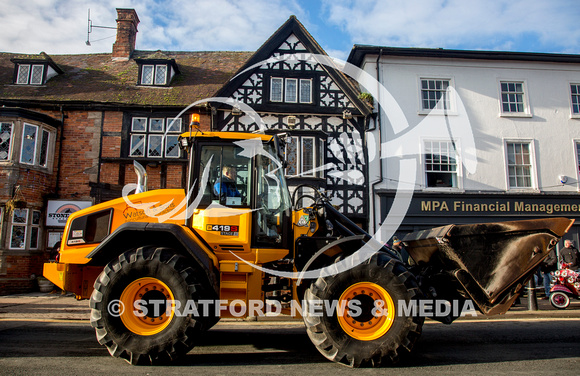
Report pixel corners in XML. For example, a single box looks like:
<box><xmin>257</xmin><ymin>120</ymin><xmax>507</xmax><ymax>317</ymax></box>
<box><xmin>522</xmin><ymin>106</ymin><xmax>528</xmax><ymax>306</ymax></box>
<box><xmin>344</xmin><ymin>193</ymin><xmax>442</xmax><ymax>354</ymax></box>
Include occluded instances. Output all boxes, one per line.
<box><xmin>1</xmin><ymin>0</ymin><xmax>579</xmax><ymax>60</ymax></box>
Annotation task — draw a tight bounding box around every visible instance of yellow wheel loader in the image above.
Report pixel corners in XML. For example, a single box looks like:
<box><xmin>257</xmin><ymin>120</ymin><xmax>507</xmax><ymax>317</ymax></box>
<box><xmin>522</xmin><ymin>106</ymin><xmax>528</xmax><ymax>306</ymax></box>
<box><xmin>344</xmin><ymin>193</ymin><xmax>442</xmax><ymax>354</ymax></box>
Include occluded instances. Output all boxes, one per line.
<box><xmin>44</xmin><ymin>131</ymin><xmax>573</xmax><ymax>367</ymax></box>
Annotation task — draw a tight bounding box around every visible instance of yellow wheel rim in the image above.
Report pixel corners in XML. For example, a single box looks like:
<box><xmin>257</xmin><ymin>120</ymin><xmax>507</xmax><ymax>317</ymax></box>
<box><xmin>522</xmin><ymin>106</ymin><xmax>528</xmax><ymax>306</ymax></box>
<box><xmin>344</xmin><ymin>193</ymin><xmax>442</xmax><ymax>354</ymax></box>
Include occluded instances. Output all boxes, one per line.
<box><xmin>119</xmin><ymin>277</ymin><xmax>175</xmax><ymax>336</ymax></box>
<box><xmin>337</xmin><ymin>282</ymin><xmax>395</xmax><ymax>341</ymax></box>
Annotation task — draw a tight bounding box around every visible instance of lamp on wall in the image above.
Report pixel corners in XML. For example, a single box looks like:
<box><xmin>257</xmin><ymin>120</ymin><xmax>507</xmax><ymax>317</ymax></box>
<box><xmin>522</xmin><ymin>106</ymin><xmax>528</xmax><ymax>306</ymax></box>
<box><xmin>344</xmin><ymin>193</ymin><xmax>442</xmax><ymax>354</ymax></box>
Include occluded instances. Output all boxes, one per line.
<box><xmin>231</xmin><ymin>105</ymin><xmax>243</xmax><ymax>116</ymax></box>
<box><xmin>342</xmin><ymin>109</ymin><xmax>352</xmax><ymax>120</ymax></box>
<box><xmin>286</xmin><ymin>115</ymin><xmax>297</xmax><ymax>129</ymax></box>
<box><xmin>559</xmin><ymin>175</ymin><xmax>568</xmax><ymax>184</ymax></box>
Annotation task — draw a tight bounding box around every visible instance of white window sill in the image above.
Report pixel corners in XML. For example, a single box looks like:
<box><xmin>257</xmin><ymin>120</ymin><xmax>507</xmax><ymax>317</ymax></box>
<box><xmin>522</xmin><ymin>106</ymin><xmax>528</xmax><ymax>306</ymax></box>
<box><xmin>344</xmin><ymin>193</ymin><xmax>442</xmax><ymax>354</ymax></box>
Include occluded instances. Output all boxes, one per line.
<box><xmin>499</xmin><ymin>112</ymin><xmax>533</xmax><ymax>118</ymax></box>
<box><xmin>507</xmin><ymin>188</ymin><xmax>540</xmax><ymax>193</ymax></box>
<box><xmin>11</xmin><ymin>83</ymin><xmax>46</xmax><ymax>87</ymax></box>
<box><xmin>136</xmin><ymin>85</ymin><xmax>172</xmax><ymax>89</ymax></box>
<box><xmin>418</xmin><ymin>110</ymin><xmax>458</xmax><ymax>116</ymax></box>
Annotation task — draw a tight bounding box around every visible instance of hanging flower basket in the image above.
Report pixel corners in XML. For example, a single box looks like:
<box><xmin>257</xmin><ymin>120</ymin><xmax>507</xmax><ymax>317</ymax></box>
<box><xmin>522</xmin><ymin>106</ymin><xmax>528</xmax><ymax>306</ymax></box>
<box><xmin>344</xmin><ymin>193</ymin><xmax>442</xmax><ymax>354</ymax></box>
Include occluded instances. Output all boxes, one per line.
<box><xmin>358</xmin><ymin>92</ymin><xmax>374</xmax><ymax>108</ymax></box>
<box><xmin>6</xmin><ymin>186</ymin><xmax>27</xmax><ymax>213</ymax></box>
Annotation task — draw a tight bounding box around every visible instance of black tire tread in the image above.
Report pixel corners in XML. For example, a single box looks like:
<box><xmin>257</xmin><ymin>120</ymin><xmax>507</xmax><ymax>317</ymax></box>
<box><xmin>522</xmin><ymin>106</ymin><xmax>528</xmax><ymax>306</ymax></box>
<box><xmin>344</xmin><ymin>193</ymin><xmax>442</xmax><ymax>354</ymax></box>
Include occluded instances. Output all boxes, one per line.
<box><xmin>303</xmin><ymin>253</ymin><xmax>424</xmax><ymax>368</ymax></box>
<box><xmin>89</xmin><ymin>246</ymin><xmax>216</xmax><ymax>365</ymax></box>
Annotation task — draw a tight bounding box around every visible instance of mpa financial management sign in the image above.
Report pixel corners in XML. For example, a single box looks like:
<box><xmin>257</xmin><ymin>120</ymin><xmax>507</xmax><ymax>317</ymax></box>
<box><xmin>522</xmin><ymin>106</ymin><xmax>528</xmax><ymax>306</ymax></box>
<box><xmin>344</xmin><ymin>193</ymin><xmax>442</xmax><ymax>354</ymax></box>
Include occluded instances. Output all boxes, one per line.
<box><xmin>46</xmin><ymin>200</ymin><xmax>93</xmax><ymax>227</ymax></box>
<box><xmin>412</xmin><ymin>195</ymin><xmax>580</xmax><ymax>216</ymax></box>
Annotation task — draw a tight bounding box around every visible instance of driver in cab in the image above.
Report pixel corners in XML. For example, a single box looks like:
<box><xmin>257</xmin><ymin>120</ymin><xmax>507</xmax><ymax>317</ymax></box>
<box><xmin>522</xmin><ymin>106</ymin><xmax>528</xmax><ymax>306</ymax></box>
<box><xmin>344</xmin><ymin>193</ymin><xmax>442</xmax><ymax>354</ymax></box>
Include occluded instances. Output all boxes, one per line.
<box><xmin>214</xmin><ymin>166</ymin><xmax>241</xmax><ymax>204</ymax></box>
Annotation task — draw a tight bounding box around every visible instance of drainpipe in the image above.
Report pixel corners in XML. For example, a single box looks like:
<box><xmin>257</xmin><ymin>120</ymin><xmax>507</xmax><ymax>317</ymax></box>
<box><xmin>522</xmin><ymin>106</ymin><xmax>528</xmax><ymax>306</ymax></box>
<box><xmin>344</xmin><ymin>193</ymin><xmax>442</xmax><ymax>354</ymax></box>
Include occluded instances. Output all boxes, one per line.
<box><xmin>96</xmin><ymin>111</ymin><xmax>104</xmax><ymax>186</ymax></box>
<box><xmin>369</xmin><ymin>49</ymin><xmax>383</xmax><ymax>234</ymax></box>
<box><xmin>55</xmin><ymin>106</ymin><xmax>66</xmax><ymax>197</ymax></box>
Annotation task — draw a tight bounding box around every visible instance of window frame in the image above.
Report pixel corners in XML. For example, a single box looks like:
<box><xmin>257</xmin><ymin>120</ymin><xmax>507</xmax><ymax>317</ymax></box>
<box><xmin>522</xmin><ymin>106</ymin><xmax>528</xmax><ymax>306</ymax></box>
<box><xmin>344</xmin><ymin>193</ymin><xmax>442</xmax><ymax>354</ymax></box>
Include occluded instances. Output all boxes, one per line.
<box><xmin>38</xmin><ymin>129</ymin><xmax>50</xmax><ymax>168</ymax></box>
<box><xmin>417</xmin><ymin>77</ymin><xmax>456</xmax><ymax>115</ymax></box>
<box><xmin>504</xmin><ymin>139</ymin><xmax>537</xmax><ymax>190</ymax></box>
<box><xmin>16</xmin><ymin>64</ymin><xmax>45</xmax><ymax>85</ymax></box>
<box><xmin>285</xmin><ymin>135</ymin><xmax>319</xmax><ymax>178</ymax></box>
<box><xmin>29</xmin><ymin>209</ymin><xmax>41</xmax><ymax>250</ymax></box>
<box><xmin>270</xmin><ymin>76</ymin><xmax>315</xmax><ymax>104</ymax></box>
<box><xmin>0</xmin><ymin>122</ymin><xmax>14</xmax><ymax>161</ymax></box>
<box><xmin>20</xmin><ymin>123</ymin><xmax>38</xmax><ymax>165</ymax></box>
<box><xmin>570</xmin><ymin>83</ymin><xmax>580</xmax><ymax>119</ymax></box>
<box><xmin>147</xmin><ymin>134</ymin><xmax>164</xmax><ymax>158</ymax></box>
<box><xmin>285</xmin><ymin>78</ymin><xmax>298</xmax><ymax>103</ymax></box>
<box><xmin>9</xmin><ymin>208</ymin><xmax>29</xmax><ymax>250</ymax></box>
<box><xmin>165</xmin><ymin>135</ymin><xmax>181</xmax><ymax>158</ymax></box>
<box><xmin>140</xmin><ymin>64</ymin><xmax>155</xmax><ymax>85</ymax></box>
<box><xmin>301</xmin><ymin>136</ymin><xmax>316</xmax><ymax>177</ymax></box>
<box><xmin>270</xmin><ymin>77</ymin><xmax>283</xmax><ymax>102</ymax></box>
<box><xmin>154</xmin><ymin>65</ymin><xmax>168</xmax><ymax>85</ymax></box>
<box><xmin>422</xmin><ymin>139</ymin><xmax>462</xmax><ymax>190</ymax></box>
<box><xmin>139</xmin><ymin>64</ymin><xmax>170</xmax><ymax>86</ymax></box>
<box><xmin>498</xmin><ymin>80</ymin><xmax>532</xmax><ymax>117</ymax></box>
<box><xmin>299</xmin><ymin>79</ymin><xmax>312</xmax><ymax>104</ymax></box>
<box><xmin>129</xmin><ymin>134</ymin><xmax>146</xmax><ymax>157</ymax></box>
<box><xmin>131</xmin><ymin>117</ymin><xmax>147</xmax><ymax>132</ymax></box>
<box><xmin>575</xmin><ymin>140</ymin><xmax>580</xmax><ymax>191</ymax></box>
<box><xmin>30</xmin><ymin>64</ymin><xmax>44</xmax><ymax>85</ymax></box>
<box><xmin>128</xmin><ymin>116</ymin><xmax>184</xmax><ymax>159</ymax></box>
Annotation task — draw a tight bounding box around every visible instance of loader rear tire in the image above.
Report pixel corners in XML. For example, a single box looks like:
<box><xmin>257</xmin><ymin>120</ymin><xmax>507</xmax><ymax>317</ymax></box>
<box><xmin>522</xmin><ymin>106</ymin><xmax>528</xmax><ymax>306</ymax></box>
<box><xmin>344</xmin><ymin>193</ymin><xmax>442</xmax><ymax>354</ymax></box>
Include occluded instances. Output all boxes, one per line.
<box><xmin>89</xmin><ymin>246</ymin><xmax>216</xmax><ymax>365</ymax></box>
<box><xmin>303</xmin><ymin>253</ymin><xmax>424</xmax><ymax>367</ymax></box>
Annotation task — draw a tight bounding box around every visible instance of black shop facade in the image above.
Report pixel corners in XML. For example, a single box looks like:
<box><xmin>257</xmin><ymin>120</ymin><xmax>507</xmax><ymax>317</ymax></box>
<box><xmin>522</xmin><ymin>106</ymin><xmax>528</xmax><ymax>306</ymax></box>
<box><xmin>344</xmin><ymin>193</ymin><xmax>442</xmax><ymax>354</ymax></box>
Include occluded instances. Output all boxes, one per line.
<box><xmin>379</xmin><ymin>191</ymin><xmax>580</xmax><ymax>247</ymax></box>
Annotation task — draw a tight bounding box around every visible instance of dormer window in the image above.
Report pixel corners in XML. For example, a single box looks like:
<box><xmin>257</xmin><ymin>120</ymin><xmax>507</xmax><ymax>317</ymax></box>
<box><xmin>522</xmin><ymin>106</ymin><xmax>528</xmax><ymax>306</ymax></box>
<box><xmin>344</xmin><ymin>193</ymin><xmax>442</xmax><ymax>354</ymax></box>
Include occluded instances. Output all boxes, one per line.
<box><xmin>11</xmin><ymin>53</ymin><xmax>63</xmax><ymax>86</ymax></box>
<box><xmin>17</xmin><ymin>64</ymin><xmax>44</xmax><ymax>85</ymax></box>
<box><xmin>135</xmin><ymin>54</ymin><xmax>180</xmax><ymax>87</ymax></box>
<box><xmin>141</xmin><ymin>64</ymin><xmax>168</xmax><ymax>85</ymax></box>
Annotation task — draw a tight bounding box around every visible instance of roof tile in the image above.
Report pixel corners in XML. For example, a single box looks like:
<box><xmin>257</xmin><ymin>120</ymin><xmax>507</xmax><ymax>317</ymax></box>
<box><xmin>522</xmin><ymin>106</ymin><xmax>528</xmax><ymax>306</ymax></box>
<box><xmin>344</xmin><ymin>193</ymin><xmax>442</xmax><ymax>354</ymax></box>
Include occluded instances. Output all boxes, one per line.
<box><xmin>0</xmin><ymin>50</ymin><xmax>253</xmax><ymax>107</ymax></box>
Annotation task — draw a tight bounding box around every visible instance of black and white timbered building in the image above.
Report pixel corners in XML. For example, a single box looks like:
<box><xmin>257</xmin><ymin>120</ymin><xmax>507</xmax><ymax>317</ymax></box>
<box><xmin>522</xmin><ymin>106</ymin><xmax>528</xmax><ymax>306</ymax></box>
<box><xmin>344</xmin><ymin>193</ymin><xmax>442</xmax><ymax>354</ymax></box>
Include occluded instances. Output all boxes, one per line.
<box><xmin>214</xmin><ymin>16</ymin><xmax>372</xmax><ymax>225</ymax></box>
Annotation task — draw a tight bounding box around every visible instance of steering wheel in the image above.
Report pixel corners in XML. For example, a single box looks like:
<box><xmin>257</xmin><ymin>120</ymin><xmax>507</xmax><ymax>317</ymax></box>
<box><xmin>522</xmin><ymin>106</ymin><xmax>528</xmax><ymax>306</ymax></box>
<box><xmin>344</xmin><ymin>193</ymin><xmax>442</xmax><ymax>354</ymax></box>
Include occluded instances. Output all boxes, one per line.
<box><xmin>291</xmin><ymin>184</ymin><xmax>327</xmax><ymax>210</ymax></box>
<box><xmin>293</xmin><ymin>194</ymin><xmax>318</xmax><ymax>211</ymax></box>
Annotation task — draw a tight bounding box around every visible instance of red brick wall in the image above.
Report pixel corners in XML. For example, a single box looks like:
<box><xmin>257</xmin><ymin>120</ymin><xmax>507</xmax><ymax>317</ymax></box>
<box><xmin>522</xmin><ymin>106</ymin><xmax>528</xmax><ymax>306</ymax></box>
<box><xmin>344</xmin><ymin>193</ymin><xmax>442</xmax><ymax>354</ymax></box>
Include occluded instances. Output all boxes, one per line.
<box><xmin>124</xmin><ymin>164</ymin><xmax>138</xmax><ymax>186</ymax></box>
<box><xmin>57</xmin><ymin>111</ymin><xmax>102</xmax><ymax>200</ymax></box>
<box><xmin>167</xmin><ymin>164</ymin><xmax>183</xmax><ymax>188</ymax></box>
<box><xmin>146</xmin><ymin>165</ymin><xmax>162</xmax><ymax>190</ymax></box>
<box><xmin>0</xmin><ymin>109</ymin><xmax>207</xmax><ymax>294</ymax></box>
<box><xmin>100</xmin><ymin>163</ymin><xmax>119</xmax><ymax>186</ymax></box>
<box><xmin>0</xmin><ymin>252</ymin><xmax>47</xmax><ymax>295</ymax></box>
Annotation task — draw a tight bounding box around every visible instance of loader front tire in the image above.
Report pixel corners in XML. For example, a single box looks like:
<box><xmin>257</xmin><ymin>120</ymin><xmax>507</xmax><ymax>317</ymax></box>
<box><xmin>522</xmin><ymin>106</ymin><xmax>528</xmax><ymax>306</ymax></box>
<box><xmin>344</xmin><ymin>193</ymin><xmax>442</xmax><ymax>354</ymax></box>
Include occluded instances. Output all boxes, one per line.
<box><xmin>303</xmin><ymin>253</ymin><xmax>424</xmax><ymax>367</ymax></box>
<box><xmin>90</xmin><ymin>246</ymin><xmax>215</xmax><ymax>365</ymax></box>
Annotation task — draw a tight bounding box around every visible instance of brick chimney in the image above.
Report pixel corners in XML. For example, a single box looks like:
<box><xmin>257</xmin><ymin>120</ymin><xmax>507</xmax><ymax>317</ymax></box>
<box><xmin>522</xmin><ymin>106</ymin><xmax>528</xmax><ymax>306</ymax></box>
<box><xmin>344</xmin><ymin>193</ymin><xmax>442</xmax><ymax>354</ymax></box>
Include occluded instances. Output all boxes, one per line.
<box><xmin>112</xmin><ymin>8</ymin><xmax>139</xmax><ymax>60</ymax></box>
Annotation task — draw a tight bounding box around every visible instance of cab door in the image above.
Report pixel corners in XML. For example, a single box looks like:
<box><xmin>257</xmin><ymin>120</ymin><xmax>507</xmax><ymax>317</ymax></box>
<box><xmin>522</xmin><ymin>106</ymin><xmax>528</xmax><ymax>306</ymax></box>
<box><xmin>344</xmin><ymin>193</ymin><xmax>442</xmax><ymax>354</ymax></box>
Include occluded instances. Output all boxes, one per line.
<box><xmin>190</xmin><ymin>143</ymin><xmax>253</xmax><ymax>260</ymax></box>
<box><xmin>251</xmin><ymin>143</ymin><xmax>293</xmax><ymax>251</ymax></box>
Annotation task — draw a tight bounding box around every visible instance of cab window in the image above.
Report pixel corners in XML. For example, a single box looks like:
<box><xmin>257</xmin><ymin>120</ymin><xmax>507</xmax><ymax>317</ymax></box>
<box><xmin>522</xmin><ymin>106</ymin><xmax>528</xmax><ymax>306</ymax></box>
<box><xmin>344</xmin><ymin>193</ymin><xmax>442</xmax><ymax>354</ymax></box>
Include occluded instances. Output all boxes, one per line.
<box><xmin>254</xmin><ymin>144</ymin><xmax>292</xmax><ymax>246</ymax></box>
<box><xmin>198</xmin><ymin>145</ymin><xmax>251</xmax><ymax>207</ymax></box>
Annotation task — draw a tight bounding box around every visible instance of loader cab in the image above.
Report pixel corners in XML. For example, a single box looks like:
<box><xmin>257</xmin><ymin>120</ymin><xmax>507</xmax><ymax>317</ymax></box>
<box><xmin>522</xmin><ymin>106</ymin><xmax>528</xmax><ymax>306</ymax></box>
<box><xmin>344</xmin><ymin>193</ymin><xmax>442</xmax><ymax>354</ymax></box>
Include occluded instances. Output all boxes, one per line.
<box><xmin>181</xmin><ymin>132</ymin><xmax>292</xmax><ymax>253</ymax></box>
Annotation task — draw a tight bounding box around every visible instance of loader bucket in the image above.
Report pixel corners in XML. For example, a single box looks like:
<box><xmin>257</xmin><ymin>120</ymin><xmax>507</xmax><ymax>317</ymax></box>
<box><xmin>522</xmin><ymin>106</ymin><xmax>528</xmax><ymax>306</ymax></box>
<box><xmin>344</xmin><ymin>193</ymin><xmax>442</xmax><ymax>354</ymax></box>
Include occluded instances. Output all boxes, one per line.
<box><xmin>403</xmin><ymin>217</ymin><xmax>574</xmax><ymax>315</ymax></box>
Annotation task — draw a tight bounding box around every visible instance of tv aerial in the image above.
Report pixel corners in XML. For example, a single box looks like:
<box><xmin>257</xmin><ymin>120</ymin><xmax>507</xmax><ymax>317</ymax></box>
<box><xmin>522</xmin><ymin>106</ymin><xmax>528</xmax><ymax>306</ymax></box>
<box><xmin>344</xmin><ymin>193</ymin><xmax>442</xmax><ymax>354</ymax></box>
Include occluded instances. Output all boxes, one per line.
<box><xmin>85</xmin><ymin>9</ymin><xmax>116</xmax><ymax>46</ymax></box>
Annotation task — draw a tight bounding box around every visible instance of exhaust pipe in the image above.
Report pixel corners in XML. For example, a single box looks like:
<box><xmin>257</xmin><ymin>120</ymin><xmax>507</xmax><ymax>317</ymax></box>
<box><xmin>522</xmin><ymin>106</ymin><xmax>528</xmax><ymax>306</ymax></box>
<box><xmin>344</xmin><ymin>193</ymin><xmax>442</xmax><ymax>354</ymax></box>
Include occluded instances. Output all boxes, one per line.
<box><xmin>133</xmin><ymin>161</ymin><xmax>148</xmax><ymax>193</ymax></box>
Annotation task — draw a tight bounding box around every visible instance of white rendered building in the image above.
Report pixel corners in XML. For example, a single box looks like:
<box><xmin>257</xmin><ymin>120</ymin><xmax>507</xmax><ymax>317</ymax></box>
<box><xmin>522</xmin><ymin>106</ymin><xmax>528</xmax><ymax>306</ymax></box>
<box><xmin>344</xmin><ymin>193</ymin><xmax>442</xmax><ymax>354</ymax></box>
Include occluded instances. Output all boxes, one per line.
<box><xmin>348</xmin><ymin>47</ymin><xmax>580</xmax><ymax>247</ymax></box>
